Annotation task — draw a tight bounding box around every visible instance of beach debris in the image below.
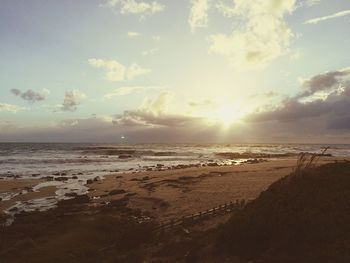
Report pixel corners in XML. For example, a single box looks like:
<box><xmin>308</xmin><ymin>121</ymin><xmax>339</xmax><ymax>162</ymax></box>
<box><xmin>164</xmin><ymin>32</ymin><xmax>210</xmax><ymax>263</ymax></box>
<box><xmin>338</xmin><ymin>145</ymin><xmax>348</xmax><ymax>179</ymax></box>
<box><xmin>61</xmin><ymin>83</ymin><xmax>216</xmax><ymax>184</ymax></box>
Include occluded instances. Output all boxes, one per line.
<box><xmin>182</xmin><ymin>227</ymin><xmax>190</xmax><ymax>234</ymax></box>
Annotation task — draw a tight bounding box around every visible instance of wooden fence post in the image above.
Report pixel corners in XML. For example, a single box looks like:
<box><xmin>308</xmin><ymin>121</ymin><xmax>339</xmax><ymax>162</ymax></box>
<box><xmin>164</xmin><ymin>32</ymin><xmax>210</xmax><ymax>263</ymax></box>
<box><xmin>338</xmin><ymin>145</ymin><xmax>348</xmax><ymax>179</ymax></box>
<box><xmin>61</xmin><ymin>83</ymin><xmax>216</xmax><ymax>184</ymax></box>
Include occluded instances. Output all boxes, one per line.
<box><xmin>154</xmin><ymin>199</ymin><xmax>250</xmax><ymax>233</ymax></box>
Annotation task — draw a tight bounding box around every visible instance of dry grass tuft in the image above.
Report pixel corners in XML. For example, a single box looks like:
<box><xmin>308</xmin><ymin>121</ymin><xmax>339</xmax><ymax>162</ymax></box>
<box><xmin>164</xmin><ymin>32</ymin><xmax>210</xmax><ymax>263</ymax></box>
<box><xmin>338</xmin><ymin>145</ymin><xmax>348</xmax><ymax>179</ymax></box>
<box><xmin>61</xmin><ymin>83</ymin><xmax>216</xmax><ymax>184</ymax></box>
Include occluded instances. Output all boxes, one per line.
<box><xmin>294</xmin><ymin>146</ymin><xmax>330</xmax><ymax>176</ymax></box>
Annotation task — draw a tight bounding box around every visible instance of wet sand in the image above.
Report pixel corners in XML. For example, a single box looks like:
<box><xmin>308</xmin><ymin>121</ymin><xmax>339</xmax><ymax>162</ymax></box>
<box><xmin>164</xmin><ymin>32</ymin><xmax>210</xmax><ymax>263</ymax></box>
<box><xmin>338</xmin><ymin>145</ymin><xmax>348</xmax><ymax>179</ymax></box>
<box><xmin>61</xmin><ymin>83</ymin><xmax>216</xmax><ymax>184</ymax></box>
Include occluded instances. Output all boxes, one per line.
<box><xmin>0</xmin><ymin>179</ymin><xmax>56</xmax><ymax>213</ymax></box>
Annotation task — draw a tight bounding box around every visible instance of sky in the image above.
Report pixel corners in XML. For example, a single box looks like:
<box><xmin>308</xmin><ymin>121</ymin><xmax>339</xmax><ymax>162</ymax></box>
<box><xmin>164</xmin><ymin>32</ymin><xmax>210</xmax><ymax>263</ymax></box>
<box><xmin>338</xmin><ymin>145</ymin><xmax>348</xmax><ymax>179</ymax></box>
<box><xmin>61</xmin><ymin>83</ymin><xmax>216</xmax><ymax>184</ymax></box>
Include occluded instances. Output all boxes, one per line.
<box><xmin>0</xmin><ymin>0</ymin><xmax>350</xmax><ymax>143</ymax></box>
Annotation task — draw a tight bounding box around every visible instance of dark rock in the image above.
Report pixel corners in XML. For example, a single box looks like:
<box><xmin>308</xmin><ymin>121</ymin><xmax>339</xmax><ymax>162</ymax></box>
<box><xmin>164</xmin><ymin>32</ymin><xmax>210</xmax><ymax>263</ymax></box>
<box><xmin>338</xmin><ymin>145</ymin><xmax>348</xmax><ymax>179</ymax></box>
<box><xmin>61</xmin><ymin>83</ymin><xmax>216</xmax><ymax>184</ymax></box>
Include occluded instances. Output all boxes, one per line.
<box><xmin>109</xmin><ymin>199</ymin><xmax>128</xmax><ymax>208</ymax></box>
<box><xmin>64</xmin><ymin>192</ymin><xmax>78</xmax><ymax>198</ymax></box>
<box><xmin>9</xmin><ymin>207</ymin><xmax>18</xmax><ymax>212</ymax></box>
<box><xmin>118</xmin><ymin>154</ymin><xmax>133</xmax><ymax>159</ymax></box>
<box><xmin>60</xmin><ymin>195</ymin><xmax>89</xmax><ymax>205</ymax></box>
<box><xmin>43</xmin><ymin>176</ymin><xmax>54</xmax><ymax>181</ymax></box>
<box><xmin>125</xmin><ymin>192</ymin><xmax>137</xmax><ymax>197</ymax></box>
<box><xmin>109</xmin><ymin>189</ymin><xmax>126</xmax><ymax>195</ymax></box>
<box><xmin>54</xmin><ymin>177</ymin><xmax>68</xmax><ymax>181</ymax></box>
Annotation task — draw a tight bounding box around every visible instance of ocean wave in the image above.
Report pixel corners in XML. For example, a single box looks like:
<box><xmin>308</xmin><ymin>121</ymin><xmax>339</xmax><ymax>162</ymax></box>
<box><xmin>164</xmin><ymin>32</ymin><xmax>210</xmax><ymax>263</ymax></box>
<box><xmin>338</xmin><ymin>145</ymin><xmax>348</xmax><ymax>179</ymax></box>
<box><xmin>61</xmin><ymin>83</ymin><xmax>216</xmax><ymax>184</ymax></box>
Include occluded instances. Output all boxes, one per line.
<box><xmin>0</xmin><ymin>158</ymin><xmax>118</xmax><ymax>165</ymax></box>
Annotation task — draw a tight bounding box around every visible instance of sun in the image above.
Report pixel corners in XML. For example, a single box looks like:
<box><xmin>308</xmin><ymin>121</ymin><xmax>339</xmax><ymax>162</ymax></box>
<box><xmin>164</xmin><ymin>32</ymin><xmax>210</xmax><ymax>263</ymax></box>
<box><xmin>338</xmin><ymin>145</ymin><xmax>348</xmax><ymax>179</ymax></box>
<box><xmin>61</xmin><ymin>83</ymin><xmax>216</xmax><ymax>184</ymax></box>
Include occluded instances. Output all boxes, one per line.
<box><xmin>217</xmin><ymin>105</ymin><xmax>244</xmax><ymax>125</ymax></box>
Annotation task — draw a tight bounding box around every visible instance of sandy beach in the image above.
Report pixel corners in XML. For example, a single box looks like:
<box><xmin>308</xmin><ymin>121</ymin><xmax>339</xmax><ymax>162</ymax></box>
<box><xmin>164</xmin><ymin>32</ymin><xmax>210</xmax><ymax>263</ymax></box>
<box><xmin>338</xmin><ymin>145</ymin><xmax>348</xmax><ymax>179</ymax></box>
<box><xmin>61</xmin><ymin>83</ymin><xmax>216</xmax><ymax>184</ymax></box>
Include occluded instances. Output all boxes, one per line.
<box><xmin>1</xmin><ymin>155</ymin><xmax>350</xmax><ymax>262</ymax></box>
<box><xmin>87</xmin><ymin>158</ymin><xmax>298</xmax><ymax>221</ymax></box>
<box><xmin>1</xmin><ymin>155</ymin><xmax>345</xmax><ymax>222</ymax></box>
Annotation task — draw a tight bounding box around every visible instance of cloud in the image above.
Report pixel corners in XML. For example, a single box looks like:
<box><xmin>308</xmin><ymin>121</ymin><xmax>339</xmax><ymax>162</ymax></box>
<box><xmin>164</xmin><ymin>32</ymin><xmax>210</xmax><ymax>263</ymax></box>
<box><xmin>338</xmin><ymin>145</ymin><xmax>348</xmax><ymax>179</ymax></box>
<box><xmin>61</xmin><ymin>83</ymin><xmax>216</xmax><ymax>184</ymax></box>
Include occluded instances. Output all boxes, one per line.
<box><xmin>5</xmin><ymin>66</ymin><xmax>350</xmax><ymax>143</ymax></box>
<box><xmin>152</xmin><ymin>35</ymin><xmax>161</xmax><ymax>41</ymax></box>
<box><xmin>0</xmin><ymin>115</ymin><xmax>218</xmax><ymax>143</ymax></box>
<box><xmin>88</xmin><ymin>58</ymin><xmax>125</xmax><ymax>81</ymax></box>
<box><xmin>127</xmin><ymin>63</ymin><xmax>152</xmax><ymax>79</ymax></box>
<box><xmin>298</xmin><ymin>67</ymin><xmax>350</xmax><ymax>97</ymax></box>
<box><xmin>189</xmin><ymin>0</ymin><xmax>211</xmax><ymax>32</ymax></box>
<box><xmin>246</xmin><ymin>67</ymin><xmax>350</xmax><ymax>130</ymax></box>
<box><xmin>127</xmin><ymin>31</ymin><xmax>140</xmax><ymax>38</ymax></box>
<box><xmin>142</xmin><ymin>48</ymin><xmax>158</xmax><ymax>56</ymax></box>
<box><xmin>104</xmin><ymin>0</ymin><xmax>165</xmax><ymax>16</ymax></box>
<box><xmin>104</xmin><ymin>86</ymin><xmax>144</xmax><ymax>98</ymax></box>
<box><xmin>249</xmin><ymin>91</ymin><xmax>281</xmax><ymax>99</ymax></box>
<box><xmin>304</xmin><ymin>9</ymin><xmax>350</xmax><ymax>25</ymax></box>
<box><xmin>0</xmin><ymin>121</ymin><xmax>18</xmax><ymax>132</ymax></box>
<box><xmin>58</xmin><ymin>116</ymin><xmax>113</xmax><ymax>129</ymax></box>
<box><xmin>209</xmin><ymin>0</ymin><xmax>296</xmax><ymax>69</ymax></box>
<box><xmin>112</xmin><ymin>91</ymin><xmax>205</xmax><ymax>127</ymax></box>
<box><xmin>290</xmin><ymin>49</ymin><xmax>302</xmax><ymax>60</ymax></box>
<box><xmin>329</xmin><ymin>116</ymin><xmax>350</xmax><ymax>130</ymax></box>
<box><xmin>3</xmin><ymin>81</ymin><xmax>350</xmax><ymax>143</ymax></box>
<box><xmin>88</xmin><ymin>58</ymin><xmax>151</xmax><ymax>81</ymax></box>
<box><xmin>10</xmin><ymin>88</ymin><xmax>49</xmax><ymax>103</ymax></box>
<box><xmin>10</xmin><ymin>89</ymin><xmax>21</xmax><ymax>96</ymax></box>
<box><xmin>296</xmin><ymin>0</ymin><xmax>321</xmax><ymax>8</ymax></box>
<box><xmin>113</xmin><ymin>110</ymin><xmax>204</xmax><ymax>127</ymax></box>
<box><xmin>60</xmin><ymin>90</ymin><xmax>86</xmax><ymax>112</ymax></box>
<box><xmin>188</xmin><ymin>99</ymin><xmax>214</xmax><ymax>107</ymax></box>
<box><xmin>0</xmin><ymin>103</ymin><xmax>27</xmax><ymax>113</ymax></box>
<box><xmin>304</xmin><ymin>0</ymin><xmax>321</xmax><ymax>7</ymax></box>
<box><xmin>0</xmin><ymin>117</ymin><xmax>119</xmax><ymax>143</ymax></box>
<box><xmin>103</xmin><ymin>85</ymin><xmax>162</xmax><ymax>98</ymax></box>
<box><xmin>141</xmin><ymin>90</ymin><xmax>173</xmax><ymax>113</ymax></box>
<box><xmin>246</xmin><ymin>98</ymin><xmax>330</xmax><ymax>122</ymax></box>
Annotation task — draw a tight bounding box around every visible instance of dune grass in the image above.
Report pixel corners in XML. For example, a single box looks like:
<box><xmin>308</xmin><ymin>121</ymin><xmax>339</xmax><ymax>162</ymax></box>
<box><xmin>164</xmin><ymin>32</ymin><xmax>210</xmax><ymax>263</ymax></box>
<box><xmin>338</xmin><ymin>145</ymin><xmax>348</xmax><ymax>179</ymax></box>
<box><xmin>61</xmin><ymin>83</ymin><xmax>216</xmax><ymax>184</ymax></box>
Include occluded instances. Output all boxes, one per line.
<box><xmin>216</xmin><ymin>160</ymin><xmax>350</xmax><ymax>262</ymax></box>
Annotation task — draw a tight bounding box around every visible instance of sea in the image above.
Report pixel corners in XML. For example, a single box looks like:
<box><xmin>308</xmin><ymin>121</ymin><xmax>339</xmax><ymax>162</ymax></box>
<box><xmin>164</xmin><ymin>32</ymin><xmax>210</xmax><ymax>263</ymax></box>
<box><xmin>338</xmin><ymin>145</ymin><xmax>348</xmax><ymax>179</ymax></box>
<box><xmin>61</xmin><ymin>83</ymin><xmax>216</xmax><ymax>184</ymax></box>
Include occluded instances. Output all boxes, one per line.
<box><xmin>1</xmin><ymin>143</ymin><xmax>350</xmax><ymax>224</ymax></box>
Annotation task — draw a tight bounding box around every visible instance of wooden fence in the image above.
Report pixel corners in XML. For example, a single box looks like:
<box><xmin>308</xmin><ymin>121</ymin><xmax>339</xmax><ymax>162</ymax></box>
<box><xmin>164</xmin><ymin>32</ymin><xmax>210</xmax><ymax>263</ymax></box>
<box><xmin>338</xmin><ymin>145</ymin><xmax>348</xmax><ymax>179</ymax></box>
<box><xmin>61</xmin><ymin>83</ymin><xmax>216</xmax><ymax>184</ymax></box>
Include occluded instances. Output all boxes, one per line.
<box><xmin>154</xmin><ymin>199</ymin><xmax>250</xmax><ymax>233</ymax></box>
